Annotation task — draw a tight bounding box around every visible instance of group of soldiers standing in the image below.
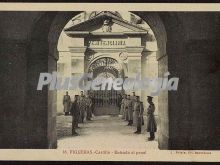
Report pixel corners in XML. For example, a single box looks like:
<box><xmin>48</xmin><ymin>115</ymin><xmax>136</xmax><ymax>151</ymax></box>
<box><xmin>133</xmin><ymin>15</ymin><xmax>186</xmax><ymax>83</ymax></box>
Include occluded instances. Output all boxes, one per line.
<box><xmin>63</xmin><ymin>91</ymin><xmax>94</xmax><ymax>136</ymax></box>
<box><xmin>63</xmin><ymin>90</ymin><xmax>157</xmax><ymax>140</ymax></box>
<box><xmin>119</xmin><ymin>92</ymin><xmax>157</xmax><ymax>141</ymax></box>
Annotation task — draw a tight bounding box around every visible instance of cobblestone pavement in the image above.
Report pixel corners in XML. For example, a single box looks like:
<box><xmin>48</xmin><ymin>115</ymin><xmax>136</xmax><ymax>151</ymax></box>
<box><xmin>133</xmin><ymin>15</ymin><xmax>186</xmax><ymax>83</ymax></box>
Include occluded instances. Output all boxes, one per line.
<box><xmin>57</xmin><ymin>115</ymin><xmax>158</xmax><ymax>149</ymax></box>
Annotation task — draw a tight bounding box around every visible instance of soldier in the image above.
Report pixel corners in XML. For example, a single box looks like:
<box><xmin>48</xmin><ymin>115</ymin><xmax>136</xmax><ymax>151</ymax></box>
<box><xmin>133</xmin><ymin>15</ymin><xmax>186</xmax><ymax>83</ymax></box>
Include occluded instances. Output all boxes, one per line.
<box><xmin>131</xmin><ymin>92</ymin><xmax>136</xmax><ymax>101</ymax></box>
<box><xmin>131</xmin><ymin>92</ymin><xmax>144</xmax><ymax>125</ymax></box>
<box><xmin>79</xmin><ymin>93</ymin><xmax>86</xmax><ymax>123</ymax></box>
<box><xmin>80</xmin><ymin>91</ymin><xmax>84</xmax><ymax>98</ymax></box>
<box><xmin>134</xmin><ymin>96</ymin><xmax>144</xmax><ymax>134</ymax></box>
<box><xmin>117</xmin><ymin>93</ymin><xmax>122</xmax><ymax>113</ymax></box>
<box><xmin>70</xmin><ymin>95</ymin><xmax>80</xmax><ymax>136</ymax></box>
<box><xmin>124</xmin><ymin>95</ymin><xmax>129</xmax><ymax>121</ymax></box>
<box><xmin>86</xmin><ymin>95</ymin><xmax>92</xmax><ymax>121</ymax></box>
<box><xmin>146</xmin><ymin>96</ymin><xmax>157</xmax><ymax>140</ymax></box>
<box><xmin>63</xmin><ymin>91</ymin><xmax>71</xmax><ymax>116</ymax></box>
<box><xmin>120</xmin><ymin>94</ymin><xmax>126</xmax><ymax>119</ymax></box>
<box><xmin>126</xmin><ymin>95</ymin><xmax>133</xmax><ymax>126</ymax></box>
<box><xmin>130</xmin><ymin>92</ymin><xmax>136</xmax><ymax>125</ymax></box>
<box><xmin>90</xmin><ymin>94</ymin><xmax>95</xmax><ymax>115</ymax></box>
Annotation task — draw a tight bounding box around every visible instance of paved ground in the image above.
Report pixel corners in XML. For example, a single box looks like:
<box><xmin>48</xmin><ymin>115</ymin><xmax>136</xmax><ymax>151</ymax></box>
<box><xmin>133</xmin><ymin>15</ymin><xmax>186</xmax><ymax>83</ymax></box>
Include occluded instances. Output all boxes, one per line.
<box><xmin>93</xmin><ymin>105</ymin><xmax>119</xmax><ymax>116</ymax></box>
<box><xmin>57</xmin><ymin>115</ymin><xmax>158</xmax><ymax>149</ymax></box>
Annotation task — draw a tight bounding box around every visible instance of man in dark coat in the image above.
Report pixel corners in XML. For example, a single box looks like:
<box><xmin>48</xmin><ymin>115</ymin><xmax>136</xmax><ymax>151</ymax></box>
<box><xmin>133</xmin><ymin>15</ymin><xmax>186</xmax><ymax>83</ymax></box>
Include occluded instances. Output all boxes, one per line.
<box><xmin>120</xmin><ymin>94</ymin><xmax>126</xmax><ymax>119</ymax></box>
<box><xmin>70</xmin><ymin>95</ymin><xmax>80</xmax><ymax>136</ymax></box>
<box><xmin>146</xmin><ymin>96</ymin><xmax>157</xmax><ymax>140</ymax></box>
<box><xmin>90</xmin><ymin>93</ymin><xmax>95</xmax><ymax>115</ymax></box>
<box><xmin>126</xmin><ymin>95</ymin><xmax>133</xmax><ymax>126</ymax></box>
<box><xmin>124</xmin><ymin>95</ymin><xmax>129</xmax><ymax>121</ymax></box>
<box><xmin>130</xmin><ymin>92</ymin><xmax>136</xmax><ymax>126</ymax></box>
<box><xmin>79</xmin><ymin>95</ymin><xmax>86</xmax><ymax>123</ymax></box>
<box><xmin>134</xmin><ymin>96</ymin><xmax>144</xmax><ymax>134</ymax></box>
<box><xmin>63</xmin><ymin>91</ymin><xmax>71</xmax><ymax>116</ymax></box>
<box><xmin>117</xmin><ymin>93</ymin><xmax>122</xmax><ymax>113</ymax></box>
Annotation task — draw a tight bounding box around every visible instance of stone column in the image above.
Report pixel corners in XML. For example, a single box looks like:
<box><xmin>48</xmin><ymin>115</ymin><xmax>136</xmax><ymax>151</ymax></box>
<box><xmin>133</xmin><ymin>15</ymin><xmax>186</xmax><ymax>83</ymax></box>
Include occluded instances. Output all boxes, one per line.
<box><xmin>125</xmin><ymin>47</ymin><xmax>143</xmax><ymax>96</ymax></box>
<box><xmin>57</xmin><ymin>33</ymin><xmax>87</xmax><ymax>113</ymax></box>
<box><xmin>157</xmin><ymin>53</ymin><xmax>169</xmax><ymax>149</ymax></box>
<box><xmin>125</xmin><ymin>33</ymin><xmax>146</xmax><ymax>96</ymax></box>
<box><xmin>56</xmin><ymin>51</ymin><xmax>72</xmax><ymax>114</ymax></box>
<box><xmin>69</xmin><ymin>46</ymin><xmax>87</xmax><ymax>97</ymax></box>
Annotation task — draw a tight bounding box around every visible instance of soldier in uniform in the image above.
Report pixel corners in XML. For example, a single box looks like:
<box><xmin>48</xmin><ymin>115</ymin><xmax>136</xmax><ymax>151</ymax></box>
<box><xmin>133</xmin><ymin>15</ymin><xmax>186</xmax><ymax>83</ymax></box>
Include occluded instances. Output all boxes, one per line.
<box><xmin>86</xmin><ymin>95</ymin><xmax>92</xmax><ymax>121</ymax></box>
<box><xmin>146</xmin><ymin>96</ymin><xmax>157</xmax><ymax>140</ymax></box>
<box><xmin>130</xmin><ymin>92</ymin><xmax>136</xmax><ymax>125</ymax></box>
<box><xmin>63</xmin><ymin>91</ymin><xmax>71</xmax><ymax>116</ymax></box>
<box><xmin>134</xmin><ymin>96</ymin><xmax>144</xmax><ymax>134</ymax></box>
<box><xmin>117</xmin><ymin>93</ymin><xmax>122</xmax><ymax>114</ymax></box>
<box><xmin>80</xmin><ymin>91</ymin><xmax>84</xmax><ymax>98</ymax></box>
<box><xmin>90</xmin><ymin>94</ymin><xmax>95</xmax><ymax>115</ymax></box>
<box><xmin>124</xmin><ymin>95</ymin><xmax>129</xmax><ymax>121</ymax></box>
<box><xmin>131</xmin><ymin>92</ymin><xmax>144</xmax><ymax>125</ymax></box>
<box><xmin>120</xmin><ymin>94</ymin><xmax>126</xmax><ymax>119</ymax></box>
<box><xmin>70</xmin><ymin>95</ymin><xmax>80</xmax><ymax>136</ymax></box>
<box><xmin>126</xmin><ymin>95</ymin><xmax>133</xmax><ymax>126</ymax></box>
<box><xmin>79</xmin><ymin>92</ymin><xmax>86</xmax><ymax>123</ymax></box>
<box><xmin>131</xmin><ymin>92</ymin><xmax>136</xmax><ymax>101</ymax></box>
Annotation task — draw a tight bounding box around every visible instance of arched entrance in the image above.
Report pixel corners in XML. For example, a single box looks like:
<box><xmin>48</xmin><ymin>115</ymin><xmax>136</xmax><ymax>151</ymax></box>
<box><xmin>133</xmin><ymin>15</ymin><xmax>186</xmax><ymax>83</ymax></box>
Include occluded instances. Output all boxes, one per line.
<box><xmin>87</xmin><ymin>57</ymin><xmax>123</xmax><ymax>115</ymax></box>
<box><xmin>27</xmin><ymin>11</ymin><xmax>175</xmax><ymax>149</ymax></box>
<box><xmin>56</xmin><ymin>11</ymin><xmax>159</xmax><ymax>119</ymax></box>
<box><xmin>55</xmin><ymin>11</ymin><xmax>161</xmax><ymax>147</ymax></box>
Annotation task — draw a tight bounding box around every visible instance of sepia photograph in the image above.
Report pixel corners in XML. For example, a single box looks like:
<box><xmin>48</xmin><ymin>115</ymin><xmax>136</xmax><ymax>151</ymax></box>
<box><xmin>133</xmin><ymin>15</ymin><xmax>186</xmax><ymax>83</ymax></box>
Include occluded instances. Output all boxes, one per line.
<box><xmin>0</xmin><ymin>3</ymin><xmax>220</xmax><ymax>161</ymax></box>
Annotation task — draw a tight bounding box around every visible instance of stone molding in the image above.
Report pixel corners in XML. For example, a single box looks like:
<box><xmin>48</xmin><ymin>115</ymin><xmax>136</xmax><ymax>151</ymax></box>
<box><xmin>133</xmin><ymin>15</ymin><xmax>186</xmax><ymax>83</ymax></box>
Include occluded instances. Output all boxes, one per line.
<box><xmin>68</xmin><ymin>46</ymin><xmax>87</xmax><ymax>53</ymax></box>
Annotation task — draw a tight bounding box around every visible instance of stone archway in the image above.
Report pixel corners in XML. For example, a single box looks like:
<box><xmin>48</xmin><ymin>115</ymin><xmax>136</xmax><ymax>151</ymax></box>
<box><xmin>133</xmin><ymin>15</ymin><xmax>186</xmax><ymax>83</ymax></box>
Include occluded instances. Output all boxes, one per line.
<box><xmin>26</xmin><ymin>11</ymin><xmax>183</xmax><ymax>149</ymax></box>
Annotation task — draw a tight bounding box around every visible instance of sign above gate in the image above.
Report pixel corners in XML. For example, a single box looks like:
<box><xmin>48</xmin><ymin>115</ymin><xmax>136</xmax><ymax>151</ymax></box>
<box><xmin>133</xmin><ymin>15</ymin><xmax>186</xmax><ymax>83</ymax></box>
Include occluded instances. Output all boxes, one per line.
<box><xmin>88</xmin><ymin>39</ymin><xmax>126</xmax><ymax>48</ymax></box>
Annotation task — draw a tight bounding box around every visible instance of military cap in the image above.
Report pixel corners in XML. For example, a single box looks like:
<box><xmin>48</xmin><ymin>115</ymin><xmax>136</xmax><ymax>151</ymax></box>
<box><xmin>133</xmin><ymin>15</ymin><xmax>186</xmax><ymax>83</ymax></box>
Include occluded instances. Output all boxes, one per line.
<box><xmin>147</xmin><ymin>96</ymin><xmax>153</xmax><ymax>99</ymax></box>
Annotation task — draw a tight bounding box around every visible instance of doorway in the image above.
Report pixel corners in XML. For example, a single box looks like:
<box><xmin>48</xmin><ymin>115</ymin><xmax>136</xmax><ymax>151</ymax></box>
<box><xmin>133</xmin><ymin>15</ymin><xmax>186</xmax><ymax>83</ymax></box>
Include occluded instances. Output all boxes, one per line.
<box><xmin>88</xmin><ymin>57</ymin><xmax>123</xmax><ymax>115</ymax></box>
